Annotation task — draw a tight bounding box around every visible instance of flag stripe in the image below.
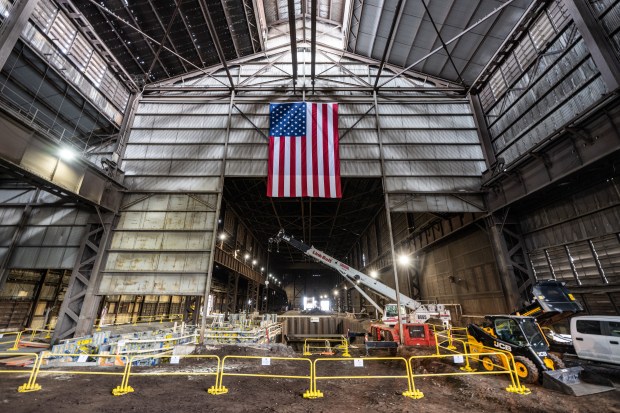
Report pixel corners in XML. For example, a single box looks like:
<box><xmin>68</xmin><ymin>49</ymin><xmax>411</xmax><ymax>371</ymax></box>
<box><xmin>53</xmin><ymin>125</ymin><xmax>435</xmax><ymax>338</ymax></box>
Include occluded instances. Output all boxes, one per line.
<box><xmin>268</xmin><ymin>102</ymin><xmax>340</xmax><ymax>198</ymax></box>
<box><xmin>333</xmin><ymin>104</ymin><xmax>341</xmax><ymax>197</ymax></box>
<box><xmin>267</xmin><ymin>137</ymin><xmax>274</xmax><ymax>197</ymax></box>
<box><xmin>322</xmin><ymin>103</ymin><xmax>330</xmax><ymax>198</ymax></box>
<box><xmin>278</xmin><ymin>136</ymin><xmax>286</xmax><ymax>197</ymax></box>
<box><xmin>312</xmin><ymin>103</ymin><xmax>320</xmax><ymax>197</ymax></box>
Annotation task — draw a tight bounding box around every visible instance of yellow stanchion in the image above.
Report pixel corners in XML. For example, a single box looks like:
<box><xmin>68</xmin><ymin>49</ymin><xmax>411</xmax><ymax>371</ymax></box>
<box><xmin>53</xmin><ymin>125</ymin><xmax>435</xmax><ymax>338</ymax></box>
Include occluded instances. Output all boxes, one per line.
<box><xmin>8</xmin><ymin>331</ymin><xmax>22</xmax><ymax>351</ymax></box>
<box><xmin>111</xmin><ymin>353</ymin><xmax>222</xmax><ymax>396</ymax></box>
<box><xmin>408</xmin><ymin>351</ymin><xmax>531</xmax><ymax>398</ymax></box>
<box><xmin>23</xmin><ymin>352</ymin><xmax>130</xmax><ymax>395</ymax></box>
<box><xmin>303</xmin><ymin>336</ymin><xmax>351</xmax><ymax>357</ymax></box>
<box><xmin>0</xmin><ymin>352</ymin><xmax>42</xmax><ymax>392</ymax></box>
<box><xmin>312</xmin><ymin>357</ymin><xmax>416</xmax><ymax>399</ymax></box>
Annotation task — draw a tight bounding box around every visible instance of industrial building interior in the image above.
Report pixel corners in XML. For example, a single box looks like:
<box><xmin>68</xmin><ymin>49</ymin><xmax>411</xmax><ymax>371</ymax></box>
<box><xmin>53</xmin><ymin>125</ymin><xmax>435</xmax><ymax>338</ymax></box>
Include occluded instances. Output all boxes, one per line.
<box><xmin>0</xmin><ymin>0</ymin><xmax>619</xmax><ymax>410</ymax></box>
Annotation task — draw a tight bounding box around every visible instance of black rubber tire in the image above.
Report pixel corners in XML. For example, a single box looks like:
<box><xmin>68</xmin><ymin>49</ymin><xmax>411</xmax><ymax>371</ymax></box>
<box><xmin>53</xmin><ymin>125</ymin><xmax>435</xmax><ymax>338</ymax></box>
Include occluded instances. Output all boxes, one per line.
<box><xmin>478</xmin><ymin>355</ymin><xmax>501</xmax><ymax>372</ymax></box>
<box><xmin>514</xmin><ymin>356</ymin><xmax>539</xmax><ymax>384</ymax></box>
<box><xmin>547</xmin><ymin>353</ymin><xmax>565</xmax><ymax>370</ymax></box>
<box><xmin>372</xmin><ymin>327</ymin><xmax>380</xmax><ymax>341</ymax></box>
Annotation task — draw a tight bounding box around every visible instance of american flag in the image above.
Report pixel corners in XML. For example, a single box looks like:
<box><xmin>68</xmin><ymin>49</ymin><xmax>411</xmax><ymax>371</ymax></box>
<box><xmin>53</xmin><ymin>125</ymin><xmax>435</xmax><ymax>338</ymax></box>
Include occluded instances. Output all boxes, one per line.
<box><xmin>267</xmin><ymin>102</ymin><xmax>341</xmax><ymax>198</ymax></box>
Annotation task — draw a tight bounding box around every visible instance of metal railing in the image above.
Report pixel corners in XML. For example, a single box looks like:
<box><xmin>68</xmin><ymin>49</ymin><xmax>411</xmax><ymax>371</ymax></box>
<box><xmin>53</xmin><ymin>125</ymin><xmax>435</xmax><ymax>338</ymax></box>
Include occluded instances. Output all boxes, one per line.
<box><xmin>0</xmin><ymin>352</ymin><xmax>42</xmax><ymax>393</ymax></box>
<box><xmin>312</xmin><ymin>356</ymin><xmax>418</xmax><ymax>399</ymax></box>
<box><xmin>303</xmin><ymin>337</ymin><xmax>351</xmax><ymax>357</ymax></box>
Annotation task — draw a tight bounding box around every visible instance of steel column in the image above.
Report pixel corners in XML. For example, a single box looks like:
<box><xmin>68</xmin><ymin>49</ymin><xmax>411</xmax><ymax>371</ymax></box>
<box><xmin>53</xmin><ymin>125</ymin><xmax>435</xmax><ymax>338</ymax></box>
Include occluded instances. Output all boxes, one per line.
<box><xmin>486</xmin><ymin>216</ymin><xmax>521</xmax><ymax>313</ymax></box>
<box><xmin>199</xmin><ymin>90</ymin><xmax>235</xmax><ymax>342</ymax></box>
<box><xmin>373</xmin><ymin>90</ymin><xmax>405</xmax><ymax>344</ymax></box>
<box><xmin>52</xmin><ymin>212</ymin><xmax>116</xmax><ymax>342</ymax></box>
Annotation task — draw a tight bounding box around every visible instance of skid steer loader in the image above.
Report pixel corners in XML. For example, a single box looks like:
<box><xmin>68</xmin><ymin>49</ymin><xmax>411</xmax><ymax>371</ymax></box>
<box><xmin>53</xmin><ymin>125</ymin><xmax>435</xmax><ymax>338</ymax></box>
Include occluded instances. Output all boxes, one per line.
<box><xmin>467</xmin><ymin>315</ymin><xmax>614</xmax><ymax>396</ymax></box>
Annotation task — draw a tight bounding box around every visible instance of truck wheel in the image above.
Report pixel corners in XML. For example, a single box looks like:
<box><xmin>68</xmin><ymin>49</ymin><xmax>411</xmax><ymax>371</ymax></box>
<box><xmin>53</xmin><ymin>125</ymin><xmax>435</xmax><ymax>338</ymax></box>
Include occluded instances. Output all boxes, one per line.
<box><xmin>547</xmin><ymin>353</ymin><xmax>565</xmax><ymax>370</ymax></box>
<box><xmin>478</xmin><ymin>355</ymin><xmax>500</xmax><ymax>371</ymax></box>
<box><xmin>514</xmin><ymin>356</ymin><xmax>539</xmax><ymax>384</ymax></box>
<box><xmin>372</xmin><ymin>327</ymin><xmax>380</xmax><ymax>341</ymax></box>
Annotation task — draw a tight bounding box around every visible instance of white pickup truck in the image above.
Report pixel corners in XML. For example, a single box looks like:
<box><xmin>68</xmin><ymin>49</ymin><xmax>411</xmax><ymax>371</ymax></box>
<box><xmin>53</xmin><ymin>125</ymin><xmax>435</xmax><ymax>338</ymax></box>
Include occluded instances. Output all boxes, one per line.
<box><xmin>571</xmin><ymin>315</ymin><xmax>620</xmax><ymax>365</ymax></box>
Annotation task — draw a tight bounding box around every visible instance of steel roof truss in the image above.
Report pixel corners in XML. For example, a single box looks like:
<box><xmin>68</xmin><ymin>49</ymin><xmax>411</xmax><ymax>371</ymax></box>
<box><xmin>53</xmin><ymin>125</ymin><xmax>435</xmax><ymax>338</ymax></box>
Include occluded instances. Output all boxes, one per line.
<box><xmin>380</xmin><ymin>0</ymin><xmax>518</xmax><ymax>88</ymax></box>
<box><xmin>144</xmin><ymin>0</ymin><xmax>185</xmax><ymax>84</ymax></box>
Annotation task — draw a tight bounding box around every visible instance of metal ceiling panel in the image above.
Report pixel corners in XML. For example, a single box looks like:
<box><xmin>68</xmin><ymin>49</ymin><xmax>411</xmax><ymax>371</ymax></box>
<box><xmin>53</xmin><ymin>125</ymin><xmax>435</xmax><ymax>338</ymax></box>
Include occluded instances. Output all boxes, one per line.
<box><xmin>348</xmin><ymin>0</ymin><xmax>533</xmax><ymax>85</ymax></box>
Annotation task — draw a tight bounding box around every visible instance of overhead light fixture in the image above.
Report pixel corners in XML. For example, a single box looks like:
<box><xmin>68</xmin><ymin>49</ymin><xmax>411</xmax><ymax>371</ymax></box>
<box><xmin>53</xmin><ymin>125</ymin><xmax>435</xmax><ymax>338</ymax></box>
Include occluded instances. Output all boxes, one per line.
<box><xmin>219</xmin><ymin>233</ymin><xmax>226</xmax><ymax>240</ymax></box>
<box><xmin>398</xmin><ymin>254</ymin><xmax>411</xmax><ymax>266</ymax></box>
<box><xmin>59</xmin><ymin>147</ymin><xmax>77</xmax><ymax>161</ymax></box>
<box><xmin>244</xmin><ymin>254</ymin><xmax>250</xmax><ymax>260</ymax></box>
<box><xmin>370</xmin><ymin>270</ymin><xmax>378</xmax><ymax>278</ymax></box>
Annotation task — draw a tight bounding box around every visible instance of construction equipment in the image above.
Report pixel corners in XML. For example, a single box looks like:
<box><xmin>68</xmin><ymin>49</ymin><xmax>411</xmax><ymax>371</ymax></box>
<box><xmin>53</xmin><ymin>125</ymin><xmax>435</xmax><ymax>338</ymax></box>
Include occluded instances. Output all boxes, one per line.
<box><xmin>513</xmin><ymin>280</ymin><xmax>584</xmax><ymax>353</ymax></box>
<box><xmin>468</xmin><ymin>314</ymin><xmax>565</xmax><ymax>384</ymax></box>
<box><xmin>370</xmin><ymin>322</ymin><xmax>437</xmax><ymax>348</ymax></box>
<box><xmin>467</xmin><ymin>282</ymin><xmax>614</xmax><ymax>395</ymax></box>
<box><xmin>268</xmin><ymin>229</ymin><xmax>451</xmax><ymax>327</ymax></box>
<box><xmin>513</xmin><ymin>280</ymin><xmax>583</xmax><ymax>327</ymax></box>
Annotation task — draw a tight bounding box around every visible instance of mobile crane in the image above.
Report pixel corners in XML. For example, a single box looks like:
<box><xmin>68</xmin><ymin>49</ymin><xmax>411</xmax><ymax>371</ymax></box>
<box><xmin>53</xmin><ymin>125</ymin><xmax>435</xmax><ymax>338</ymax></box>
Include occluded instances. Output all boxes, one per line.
<box><xmin>268</xmin><ymin>229</ymin><xmax>451</xmax><ymax>344</ymax></box>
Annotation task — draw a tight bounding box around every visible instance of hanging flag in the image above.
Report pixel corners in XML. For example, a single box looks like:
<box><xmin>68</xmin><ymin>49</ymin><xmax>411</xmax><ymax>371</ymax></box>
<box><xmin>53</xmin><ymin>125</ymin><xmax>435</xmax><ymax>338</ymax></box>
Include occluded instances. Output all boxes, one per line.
<box><xmin>267</xmin><ymin>102</ymin><xmax>341</xmax><ymax>198</ymax></box>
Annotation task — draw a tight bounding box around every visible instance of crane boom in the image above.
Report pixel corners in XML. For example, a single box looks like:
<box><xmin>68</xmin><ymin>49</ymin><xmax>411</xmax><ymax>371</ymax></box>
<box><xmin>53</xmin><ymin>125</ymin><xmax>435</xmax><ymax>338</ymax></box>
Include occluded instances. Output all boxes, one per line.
<box><xmin>269</xmin><ymin>229</ymin><xmax>424</xmax><ymax>314</ymax></box>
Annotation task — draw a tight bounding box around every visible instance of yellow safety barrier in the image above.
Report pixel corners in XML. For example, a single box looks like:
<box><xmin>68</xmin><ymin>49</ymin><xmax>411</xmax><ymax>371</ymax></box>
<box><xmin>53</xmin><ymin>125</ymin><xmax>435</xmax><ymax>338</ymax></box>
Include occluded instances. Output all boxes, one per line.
<box><xmin>113</xmin><ymin>353</ymin><xmax>222</xmax><ymax>396</ymax></box>
<box><xmin>0</xmin><ymin>331</ymin><xmax>22</xmax><ymax>350</ymax></box>
<box><xmin>0</xmin><ymin>352</ymin><xmax>42</xmax><ymax>392</ymax></box>
<box><xmin>312</xmin><ymin>357</ymin><xmax>419</xmax><ymax>399</ymax></box>
<box><xmin>21</xmin><ymin>352</ymin><xmax>131</xmax><ymax>395</ymax></box>
<box><xmin>303</xmin><ymin>337</ymin><xmax>351</xmax><ymax>357</ymax></box>
<box><xmin>408</xmin><ymin>350</ymin><xmax>530</xmax><ymax>399</ymax></box>
<box><xmin>24</xmin><ymin>328</ymin><xmax>53</xmax><ymax>341</ymax></box>
<box><xmin>210</xmin><ymin>355</ymin><xmax>315</xmax><ymax>398</ymax></box>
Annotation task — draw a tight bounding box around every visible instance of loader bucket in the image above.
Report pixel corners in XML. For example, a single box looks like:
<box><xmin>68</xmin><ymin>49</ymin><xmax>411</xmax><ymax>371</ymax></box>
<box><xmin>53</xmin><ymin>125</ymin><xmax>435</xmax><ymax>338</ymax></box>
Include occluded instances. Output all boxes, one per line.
<box><xmin>542</xmin><ymin>366</ymin><xmax>615</xmax><ymax>396</ymax></box>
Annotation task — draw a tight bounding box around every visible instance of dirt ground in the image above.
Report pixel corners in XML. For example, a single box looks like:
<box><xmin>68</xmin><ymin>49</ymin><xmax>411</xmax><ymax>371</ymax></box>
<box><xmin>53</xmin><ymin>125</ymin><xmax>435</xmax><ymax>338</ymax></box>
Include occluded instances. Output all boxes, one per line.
<box><xmin>1</xmin><ymin>344</ymin><xmax>619</xmax><ymax>413</ymax></box>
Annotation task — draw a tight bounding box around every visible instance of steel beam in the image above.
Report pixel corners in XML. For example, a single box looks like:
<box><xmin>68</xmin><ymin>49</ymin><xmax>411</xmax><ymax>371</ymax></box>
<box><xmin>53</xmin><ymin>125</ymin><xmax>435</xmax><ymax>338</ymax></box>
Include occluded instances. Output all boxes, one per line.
<box><xmin>420</xmin><ymin>0</ymin><xmax>465</xmax><ymax>86</ymax></box>
<box><xmin>373</xmin><ymin>0</ymin><xmax>405</xmax><ymax>90</ymax></box>
<box><xmin>484</xmin><ymin>98</ymin><xmax>620</xmax><ymax>212</ymax></box>
<box><xmin>0</xmin><ymin>112</ymin><xmax>124</xmax><ymax>212</ymax></box>
<box><xmin>469</xmin><ymin>93</ymin><xmax>496</xmax><ymax>168</ymax></box>
<box><xmin>199</xmin><ymin>90</ymin><xmax>236</xmax><ymax>343</ymax></box>
<box><xmin>57</xmin><ymin>0</ymin><xmax>138</xmax><ymax>91</ymax></box>
<box><xmin>52</xmin><ymin>213</ymin><xmax>116</xmax><ymax>342</ymax></box>
<box><xmin>311</xmin><ymin>0</ymin><xmax>317</xmax><ymax>90</ymax></box>
<box><xmin>486</xmin><ymin>215</ymin><xmax>521</xmax><ymax>313</ymax></box>
<box><xmin>380</xmin><ymin>0</ymin><xmax>519</xmax><ymax>88</ymax></box>
<box><xmin>287</xmin><ymin>0</ymin><xmax>298</xmax><ymax>85</ymax></box>
<box><xmin>144</xmin><ymin>1</ymin><xmax>185</xmax><ymax>82</ymax></box>
<box><xmin>0</xmin><ymin>0</ymin><xmax>39</xmax><ymax>70</ymax></box>
<box><xmin>199</xmin><ymin>0</ymin><xmax>235</xmax><ymax>89</ymax></box>
<box><xmin>562</xmin><ymin>0</ymin><xmax>620</xmax><ymax>92</ymax></box>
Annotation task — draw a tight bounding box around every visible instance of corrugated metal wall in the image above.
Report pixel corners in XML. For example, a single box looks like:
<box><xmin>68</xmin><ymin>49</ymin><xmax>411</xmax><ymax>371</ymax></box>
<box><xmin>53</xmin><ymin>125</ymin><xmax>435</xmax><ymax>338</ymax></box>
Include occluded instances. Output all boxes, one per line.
<box><xmin>0</xmin><ymin>189</ymin><xmax>88</xmax><ymax>269</ymax></box>
<box><xmin>522</xmin><ymin>179</ymin><xmax>620</xmax><ymax>314</ymax></box>
<box><xmin>471</xmin><ymin>0</ymin><xmax>620</xmax><ymax>315</ymax></box>
<box><xmin>98</xmin><ymin>193</ymin><xmax>217</xmax><ymax>295</ymax></box>
<box><xmin>480</xmin><ymin>0</ymin><xmax>609</xmax><ymax>167</ymax></box>
<box><xmin>107</xmin><ymin>31</ymin><xmax>486</xmax><ymax>296</ymax></box>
